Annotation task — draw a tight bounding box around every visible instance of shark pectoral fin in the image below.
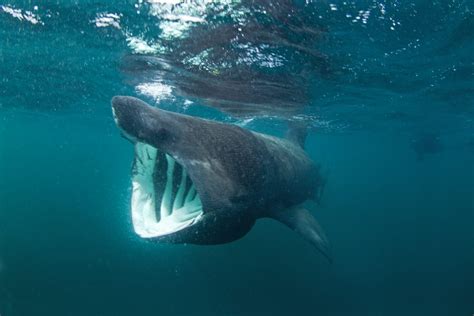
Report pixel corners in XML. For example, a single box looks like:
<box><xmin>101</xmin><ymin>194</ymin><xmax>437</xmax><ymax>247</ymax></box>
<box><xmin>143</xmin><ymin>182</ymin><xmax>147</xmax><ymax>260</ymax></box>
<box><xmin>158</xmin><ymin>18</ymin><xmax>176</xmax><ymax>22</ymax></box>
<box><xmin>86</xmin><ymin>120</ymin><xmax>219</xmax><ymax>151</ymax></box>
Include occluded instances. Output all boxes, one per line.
<box><xmin>270</xmin><ymin>206</ymin><xmax>332</xmax><ymax>262</ymax></box>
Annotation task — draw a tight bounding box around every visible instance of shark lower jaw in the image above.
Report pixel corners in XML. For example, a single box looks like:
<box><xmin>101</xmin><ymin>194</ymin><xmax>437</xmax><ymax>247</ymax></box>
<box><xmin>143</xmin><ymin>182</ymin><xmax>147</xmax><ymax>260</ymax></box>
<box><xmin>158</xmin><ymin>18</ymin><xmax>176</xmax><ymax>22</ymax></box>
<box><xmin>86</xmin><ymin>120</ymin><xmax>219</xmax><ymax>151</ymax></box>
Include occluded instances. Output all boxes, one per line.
<box><xmin>130</xmin><ymin>142</ymin><xmax>204</xmax><ymax>239</ymax></box>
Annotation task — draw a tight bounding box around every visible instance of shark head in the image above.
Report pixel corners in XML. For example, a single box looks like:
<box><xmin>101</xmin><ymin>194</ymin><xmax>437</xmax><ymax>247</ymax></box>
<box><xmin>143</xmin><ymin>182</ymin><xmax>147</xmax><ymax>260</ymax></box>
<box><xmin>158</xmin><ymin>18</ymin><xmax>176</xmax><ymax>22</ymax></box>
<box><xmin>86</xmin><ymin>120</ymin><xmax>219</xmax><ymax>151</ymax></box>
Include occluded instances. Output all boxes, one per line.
<box><xmin>112</xmin><ymin>96</ymin><xmax>256</xmax><ymax>244</ymax></box>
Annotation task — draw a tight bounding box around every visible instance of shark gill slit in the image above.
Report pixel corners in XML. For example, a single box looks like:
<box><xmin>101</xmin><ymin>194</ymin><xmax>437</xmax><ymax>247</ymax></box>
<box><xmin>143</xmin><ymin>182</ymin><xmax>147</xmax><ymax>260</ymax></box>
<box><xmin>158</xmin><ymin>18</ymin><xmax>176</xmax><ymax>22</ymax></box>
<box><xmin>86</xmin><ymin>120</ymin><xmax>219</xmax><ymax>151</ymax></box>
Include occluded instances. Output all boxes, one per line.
<box><xmin>131</xmin><ymin>142</ymin><xmax>203</xmax><ymax>238</ymax></box>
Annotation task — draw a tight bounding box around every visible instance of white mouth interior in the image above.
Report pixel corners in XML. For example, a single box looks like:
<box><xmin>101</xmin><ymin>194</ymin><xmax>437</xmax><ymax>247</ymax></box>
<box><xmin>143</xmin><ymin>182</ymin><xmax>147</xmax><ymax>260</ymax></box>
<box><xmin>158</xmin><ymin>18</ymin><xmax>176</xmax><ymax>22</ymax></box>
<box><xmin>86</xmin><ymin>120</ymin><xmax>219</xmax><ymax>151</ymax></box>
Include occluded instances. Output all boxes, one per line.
<box><xmin>131</xmin><ymin>142</ymin><xmax>203</xmax><ymax>238</ymax></box>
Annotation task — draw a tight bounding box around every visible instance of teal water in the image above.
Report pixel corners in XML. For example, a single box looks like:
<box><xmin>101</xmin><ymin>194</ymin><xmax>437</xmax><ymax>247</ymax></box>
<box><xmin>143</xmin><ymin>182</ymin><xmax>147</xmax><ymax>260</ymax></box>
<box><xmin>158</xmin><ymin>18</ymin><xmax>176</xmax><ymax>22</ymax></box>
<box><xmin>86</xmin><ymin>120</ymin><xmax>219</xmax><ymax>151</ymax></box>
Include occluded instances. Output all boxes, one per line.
<box><xmin>0</xmin><ymin>1</ymin><xmax>473</xmax><ymax>315</ymax></box>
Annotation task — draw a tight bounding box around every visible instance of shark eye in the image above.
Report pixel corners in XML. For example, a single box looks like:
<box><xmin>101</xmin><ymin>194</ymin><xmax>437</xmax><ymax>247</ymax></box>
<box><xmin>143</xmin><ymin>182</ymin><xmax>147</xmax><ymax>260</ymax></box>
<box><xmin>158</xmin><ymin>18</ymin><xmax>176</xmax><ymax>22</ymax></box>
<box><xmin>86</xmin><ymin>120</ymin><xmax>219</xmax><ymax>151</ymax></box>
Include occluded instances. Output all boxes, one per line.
<box><xmin>155</xmin><ymin>127</ymin><xmax>169</xmax><ymax>141</ymax></box>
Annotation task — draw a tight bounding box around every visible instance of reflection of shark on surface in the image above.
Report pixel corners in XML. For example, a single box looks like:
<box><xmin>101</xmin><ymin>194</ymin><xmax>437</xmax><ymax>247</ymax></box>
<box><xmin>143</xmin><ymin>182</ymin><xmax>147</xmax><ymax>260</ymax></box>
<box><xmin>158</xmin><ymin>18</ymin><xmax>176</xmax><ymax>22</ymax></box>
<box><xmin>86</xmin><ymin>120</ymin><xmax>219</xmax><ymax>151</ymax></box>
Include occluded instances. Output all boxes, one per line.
<box><xmin>112</xmin><ymin>96</ymin><xmax>330</xmax><ymax>261</ymax></box>
<box><xmin>411</xmin><ymin>132</ymin><xmax>444</xmax><ymax>161</ymax></box>
<box><xmin>121</xmin><ymin>1</ymin><xmax>329</xmax><ymax>116</ymax></box>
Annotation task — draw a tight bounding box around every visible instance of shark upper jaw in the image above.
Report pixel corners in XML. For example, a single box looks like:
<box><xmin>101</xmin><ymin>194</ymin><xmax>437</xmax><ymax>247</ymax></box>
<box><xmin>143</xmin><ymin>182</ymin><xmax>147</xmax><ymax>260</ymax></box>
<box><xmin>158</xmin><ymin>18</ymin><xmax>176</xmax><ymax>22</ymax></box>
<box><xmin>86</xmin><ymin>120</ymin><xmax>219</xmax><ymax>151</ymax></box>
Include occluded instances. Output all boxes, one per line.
<box><xmin>112</xmin><ymin>97</ymin><xmax>204</xmax><ymax>239</ymax></box>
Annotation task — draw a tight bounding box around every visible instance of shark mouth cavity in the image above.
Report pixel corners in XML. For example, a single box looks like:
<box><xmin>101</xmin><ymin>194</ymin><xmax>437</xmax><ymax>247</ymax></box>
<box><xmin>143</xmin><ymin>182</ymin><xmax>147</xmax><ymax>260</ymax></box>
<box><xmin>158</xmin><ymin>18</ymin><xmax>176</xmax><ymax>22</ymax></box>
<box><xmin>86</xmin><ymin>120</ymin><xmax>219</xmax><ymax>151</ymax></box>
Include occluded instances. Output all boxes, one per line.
<box><xmin>131</xmin><ymin>142</ymin><xmax>203</xmax><ymax>238</ymax></box>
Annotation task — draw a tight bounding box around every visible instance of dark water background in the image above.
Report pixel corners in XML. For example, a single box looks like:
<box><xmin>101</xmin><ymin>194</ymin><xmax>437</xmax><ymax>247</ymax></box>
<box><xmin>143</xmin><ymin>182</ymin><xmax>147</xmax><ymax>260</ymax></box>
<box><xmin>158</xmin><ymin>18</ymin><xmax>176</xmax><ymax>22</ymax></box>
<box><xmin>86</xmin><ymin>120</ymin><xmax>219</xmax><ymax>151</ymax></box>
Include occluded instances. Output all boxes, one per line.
<box><xmin>0</xmin><ymin>1</ymin><xmax>473</xmax><ymax>315</ymax></box>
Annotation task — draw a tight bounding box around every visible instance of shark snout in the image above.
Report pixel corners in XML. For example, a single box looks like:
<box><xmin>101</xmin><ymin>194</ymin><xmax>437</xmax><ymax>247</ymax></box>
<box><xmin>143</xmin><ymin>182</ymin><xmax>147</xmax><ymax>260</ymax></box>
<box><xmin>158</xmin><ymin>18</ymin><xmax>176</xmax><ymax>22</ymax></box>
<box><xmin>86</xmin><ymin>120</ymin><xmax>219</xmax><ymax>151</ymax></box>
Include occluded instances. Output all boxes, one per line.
<box><xmin>111</xmin><ymin>96</ymin><xmax>176</xmax><ymax>148</ymax></box>
<box><xmin>112</xmin><ymin>95</ymin><xmax>159</xmax><ymax>144</ymax></box>
<box><xmin>111</xmin><ymin>95</ymin><xmax>137</xmax><ymax>125</ymax></box>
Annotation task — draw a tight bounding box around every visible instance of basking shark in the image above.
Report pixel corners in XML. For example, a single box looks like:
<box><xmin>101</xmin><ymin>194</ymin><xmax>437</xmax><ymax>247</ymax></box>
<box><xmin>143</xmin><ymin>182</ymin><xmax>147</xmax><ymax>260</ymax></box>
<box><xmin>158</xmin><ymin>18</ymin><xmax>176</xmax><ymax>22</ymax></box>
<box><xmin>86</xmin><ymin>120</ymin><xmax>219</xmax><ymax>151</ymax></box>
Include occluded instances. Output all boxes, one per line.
<box><xmin>112</xmin><ymin>96</ymin><xmax>330</xmax><ymax>260</ymax></box>
<box><xmin>411</xmin><ymin>132</ymin><xmax>444</xmax><ymax>161</ymax></box>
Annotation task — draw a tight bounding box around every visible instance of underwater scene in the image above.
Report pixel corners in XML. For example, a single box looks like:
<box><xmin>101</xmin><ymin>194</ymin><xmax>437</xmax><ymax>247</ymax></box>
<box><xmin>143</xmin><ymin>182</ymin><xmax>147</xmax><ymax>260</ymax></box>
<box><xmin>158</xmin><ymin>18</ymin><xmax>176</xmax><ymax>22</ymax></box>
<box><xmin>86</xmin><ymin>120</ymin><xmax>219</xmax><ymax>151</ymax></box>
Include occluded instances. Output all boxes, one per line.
<box><xmin>0</xmin><ymin>1</ymin><xmax>473</xmax><ymax>315</ymax></box>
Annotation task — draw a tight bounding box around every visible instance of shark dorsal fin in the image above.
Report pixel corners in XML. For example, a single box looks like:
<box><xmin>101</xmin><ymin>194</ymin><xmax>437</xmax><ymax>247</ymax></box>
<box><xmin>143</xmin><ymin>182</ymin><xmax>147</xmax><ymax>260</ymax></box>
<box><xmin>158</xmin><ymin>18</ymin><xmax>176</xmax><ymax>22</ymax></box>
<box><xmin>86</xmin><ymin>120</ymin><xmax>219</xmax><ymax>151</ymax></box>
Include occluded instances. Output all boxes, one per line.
<box><xmin>285</xmin><ymin>121</ymin><xmax>308</xmax><ymax>148</ymax></box>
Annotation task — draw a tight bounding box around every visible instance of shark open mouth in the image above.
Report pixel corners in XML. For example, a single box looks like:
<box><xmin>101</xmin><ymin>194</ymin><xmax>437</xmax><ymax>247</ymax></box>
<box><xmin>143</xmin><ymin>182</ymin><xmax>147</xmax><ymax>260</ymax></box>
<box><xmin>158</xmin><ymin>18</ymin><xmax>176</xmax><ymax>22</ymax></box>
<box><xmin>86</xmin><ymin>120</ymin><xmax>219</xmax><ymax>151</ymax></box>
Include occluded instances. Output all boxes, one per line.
<box><xmin>130</xmin><ymin>142</ymin><xmax>204</xmax><ymax>238</ymax></box>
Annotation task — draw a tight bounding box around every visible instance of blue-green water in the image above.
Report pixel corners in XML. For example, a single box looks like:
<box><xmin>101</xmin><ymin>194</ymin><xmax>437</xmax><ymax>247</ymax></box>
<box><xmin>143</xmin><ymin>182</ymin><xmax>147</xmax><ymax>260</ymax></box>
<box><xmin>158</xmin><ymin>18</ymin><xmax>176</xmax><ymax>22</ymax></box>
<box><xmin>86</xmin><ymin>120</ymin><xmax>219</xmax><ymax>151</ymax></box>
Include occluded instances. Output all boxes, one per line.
<box><xmin>0</xmin><ymin>1</ymin><xmax>473</xmax><ymax>315</ymax></box>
